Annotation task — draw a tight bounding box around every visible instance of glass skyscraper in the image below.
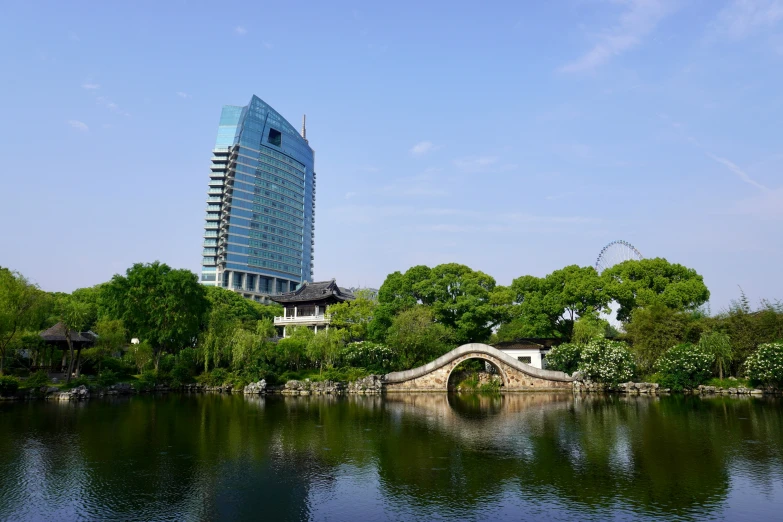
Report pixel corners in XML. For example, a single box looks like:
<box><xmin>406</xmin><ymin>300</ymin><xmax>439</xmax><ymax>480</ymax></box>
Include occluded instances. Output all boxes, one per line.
<box><xmin>201</xmin><ymin>95</ymin><xmax>315</xmax><ymax>300</ymax></box>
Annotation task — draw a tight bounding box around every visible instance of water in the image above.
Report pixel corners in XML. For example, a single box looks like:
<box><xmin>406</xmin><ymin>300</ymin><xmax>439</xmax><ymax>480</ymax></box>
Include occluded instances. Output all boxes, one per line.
<box><xmin>1</xmin><ymin>393</ymin><xmax>782</xmax><ymax>521</ymax></box>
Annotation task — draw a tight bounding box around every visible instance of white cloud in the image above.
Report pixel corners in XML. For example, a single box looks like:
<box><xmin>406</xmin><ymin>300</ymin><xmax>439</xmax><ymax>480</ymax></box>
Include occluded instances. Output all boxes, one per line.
<box><xmin>235</xmin><ymin>26</ymin><xmax>247</xmax><ymax>35</ymax></box>
<box><xmin>712</xmin><ymin>0</ymin><xmax>783</xmax><ymax>39</ymax></box>
<box><xmin>176</xmin><ymin>91</ymin><xmax>191</xmax><ymax>99</ymax></box>
<box><xmin>345</xmin><ymin>192</ymin><xmax>358</xmax><ymax>200</ymax></box>
<box><xmin>68</xmin><ymin>120</ymin><xmax>88</xmax><ymax>131</ymax></box>
<box><xmin>560</xmin><ymin>0</ymin><xmax>677</xmax><ymax>73</ymax></box>
<box><xmin>706</xmin><ymin>153</ymin><xmax>770</xmax><ymax>191</ymax></box>
<box><xmin>82</xmin><ymin>83</ymin><xmax>100</xmax><ymax>90</ymax></box>
<box><xmin>264</xmin><ymin>42</ymin><xmax>273</xmax><ymax>49</ymax></box>
<box><xmin>96</xmin><ymin>96</ymin><xmax>130</xmax><ymax>117</ymax></box>
<box><xmin>410</xmin><ymin>141</ymin><xmax>435</xmax><ymax>156</ymax></box>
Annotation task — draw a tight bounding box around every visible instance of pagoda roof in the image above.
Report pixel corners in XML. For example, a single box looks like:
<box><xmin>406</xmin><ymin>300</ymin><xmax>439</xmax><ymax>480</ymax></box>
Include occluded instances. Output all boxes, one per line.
<box><xmin>270</xmin><ymin>279</ymin><xmax>355</xmax><ymax>304</ymax></box>
<box><xmin>40</xmin><ymin>322</ymin><xmax>96</xmax><ymax>344</ymax></box>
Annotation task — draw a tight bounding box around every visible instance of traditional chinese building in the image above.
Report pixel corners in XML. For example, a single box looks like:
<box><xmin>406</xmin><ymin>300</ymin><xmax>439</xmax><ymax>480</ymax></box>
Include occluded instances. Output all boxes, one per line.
<box><xmin>270</xmin><ymin>280</ymin><xmax>355</xmax><ymax>337</ymax></box>
<box><xmin>492</xmin><ymin>338</ymin><xmax>563</xmax><ymax>369</ymax></box>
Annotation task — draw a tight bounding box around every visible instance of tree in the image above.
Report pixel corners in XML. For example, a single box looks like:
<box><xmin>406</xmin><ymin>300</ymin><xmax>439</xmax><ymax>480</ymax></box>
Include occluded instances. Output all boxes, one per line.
<box><xmin>306</xmin><ymin>329</ymin><xmax>345</xmax><ymax>373</ymax></box>
<box><xmin>623</xmin><ymin>303</ymin><xmax>703</xmax><ymax>374</ymax></box>
<box><xmin>329</xmin><ymin>292</ymin><xmax>378</xmax><ymax>341</ymax></box>
<box><xmin>102</xmin><ymin>262</ymin><xmax>209</xmax><ymax>371</ymax></box>
<box><xmin>276</xmin><ymin>326</ymin><xmax>313</xmax><ymax>370</ymax></box>
<box><xmin>90</xmin><ymin>318</ymin><xmax>126</xmax><ymax>372</ymax></box>
<box><xmin>544</xmin><ymin>343</ymin><xmax>582</xmax><ymax>374</ymax></box>
<box><xmin>385</xmin><ymin>306</ymin><xmax>453</xmax><ymax>369</ymax></box>
<box><xmin>0</xmin><ymin>268</ymin><xmax>47</xmax><ymax>374</ymax></box>
<box><xmin>603</xmin><ymin>258</ymin><xmax>710</xmax><ymax>323</ymax></box>
<box><xmin>411</xmin><ymin>263</ymin><xmax>498</xmax><ymax>344</ymax></box>
<box><xmin>53</xmin><ymin>294</ymin><xmax>90</xmax><ymax>382</ymax></box>
<box><xmin>698</xmin><ymin>331</ymin><xmax>733</xmax><ymax>380</ymax></box>
<box><xmin>503</xmin><ymin>265</ymin><xmax>610</xmax><ymax>341</ymax></box>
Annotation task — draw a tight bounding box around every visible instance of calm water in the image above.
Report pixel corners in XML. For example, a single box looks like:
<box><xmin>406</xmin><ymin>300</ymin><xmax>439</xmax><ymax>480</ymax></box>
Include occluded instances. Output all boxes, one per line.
<box><xmin>1</xmin><ymin>393</ymin><xmax>782</xmax><ymax>521</ymax></box>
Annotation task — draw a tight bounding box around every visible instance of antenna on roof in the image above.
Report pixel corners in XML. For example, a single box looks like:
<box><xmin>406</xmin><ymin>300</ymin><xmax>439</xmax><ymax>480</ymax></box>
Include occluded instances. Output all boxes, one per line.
<box><xmin>301</xmin><ymin>114</ymin><xmax>307</xmax><ymax>142</ymax></box>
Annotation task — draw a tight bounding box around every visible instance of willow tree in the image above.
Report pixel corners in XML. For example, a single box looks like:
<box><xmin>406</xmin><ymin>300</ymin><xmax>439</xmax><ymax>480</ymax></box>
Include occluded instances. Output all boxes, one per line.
<box><xmin>0</xmin><ymin>268</ymin><xmax>47</xmax><ymax>375</ymax></box>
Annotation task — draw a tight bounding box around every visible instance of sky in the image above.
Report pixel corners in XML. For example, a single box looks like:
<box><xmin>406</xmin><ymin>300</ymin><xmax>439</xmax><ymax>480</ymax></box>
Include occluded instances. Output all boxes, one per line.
<box><xmin>0</xmin><ymin>0</ymin><xmax>781</xmax><ymax>313</ymax></box>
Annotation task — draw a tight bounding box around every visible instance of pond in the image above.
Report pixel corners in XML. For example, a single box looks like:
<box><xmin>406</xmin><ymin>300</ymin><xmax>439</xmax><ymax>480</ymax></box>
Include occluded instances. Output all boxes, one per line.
<box><xmin>1</xmin><ymin>393</ymin><xmax>782</xmax><ymax>521</ymax></box>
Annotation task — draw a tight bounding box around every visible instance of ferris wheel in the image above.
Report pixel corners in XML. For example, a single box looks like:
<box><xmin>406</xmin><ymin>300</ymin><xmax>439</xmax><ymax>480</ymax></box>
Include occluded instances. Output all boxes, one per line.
<box><xmin>595</xmin><ymin>240</ymin><xmax>643</xmax><ymax>273</ymax></box>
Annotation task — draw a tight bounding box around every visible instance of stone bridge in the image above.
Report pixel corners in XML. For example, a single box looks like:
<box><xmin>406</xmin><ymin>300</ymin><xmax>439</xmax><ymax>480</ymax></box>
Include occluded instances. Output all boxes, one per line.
<box><xmin>383</xmin><ymin>343</ymin><xmax>575</xmax><ymax>392</ymax></box>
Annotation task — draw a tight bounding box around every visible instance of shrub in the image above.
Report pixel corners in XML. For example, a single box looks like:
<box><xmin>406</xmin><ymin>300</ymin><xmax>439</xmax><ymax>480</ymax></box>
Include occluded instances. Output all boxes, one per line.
<box><xmin>0</xmin><ymin>376</ymin><xmax>20</xmax><ymax>396</ymax></box>
<box><xmin>63</xmin><ymin>376</ymin><xmax>90</xmax><ymax>390</ymax></box>
<box><xmin>655</xmin><ymin>343</ymin><xmax>714</xmax><ymax>391</ymax></box>
<box><xmin>100</xmin><ymin>356</ymin><xmax>134</xmax><ymax>377</ymax></box>
<box><xmin>340</xmin><ymin>342</ymin><xmax>396</xmax><ymax>373</ymax></box>
<box><xmin>578</xmin><ymin>339</ymin><xmax>635</xmax><ymax>386</ymax></box>
<box><xmin>97</xmin><ymin>369</ymin><xmax>119</xmax><ymax>387</ymax></box>
<box><xmin>319</xmin><ymin>366</ymin><xmax>371</xmax><ymax>382</ymax></box>
<box><xmin>544</xmin><ymin>343</ymin><xmax>582</xmax><ymax>374</ymax></box>
<box><xmin>196</xmin><ymin>368</ymin><xmax>229</xmax><ymax>387</ymax></box>
<box><xmin>745</xmin><ymin>342</ymin><xmax>783</xmax><ymax>388</ymax></box>
<box><xmin>25</xmin><ymin>370</ymin><xmax>50</xmax><ymax>389</ymax></box>
<box><xmin>133</xmin><ymin>370</ymin><xmax>159</xmax><ymax>392</ymax></box>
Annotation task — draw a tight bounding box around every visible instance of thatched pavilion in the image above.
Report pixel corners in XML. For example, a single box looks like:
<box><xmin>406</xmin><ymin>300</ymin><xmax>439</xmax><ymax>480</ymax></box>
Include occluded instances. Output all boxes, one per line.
<box><xmin>38</xmin><ymin>322</ymin><xmax>96</xmax><ymax>377</ymax></box>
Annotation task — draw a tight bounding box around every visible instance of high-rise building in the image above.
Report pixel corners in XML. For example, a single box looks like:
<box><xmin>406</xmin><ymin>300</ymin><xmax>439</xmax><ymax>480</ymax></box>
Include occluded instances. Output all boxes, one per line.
<box><xmin>201</xmin><ymin>95</ymin><xmax>315</xmax><ymax>301</ymax></box>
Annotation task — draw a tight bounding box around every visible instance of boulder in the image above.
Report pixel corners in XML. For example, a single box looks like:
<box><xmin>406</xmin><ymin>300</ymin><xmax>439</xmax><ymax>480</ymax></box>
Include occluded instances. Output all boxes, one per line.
<box><xmin>347</xmin><ymin>375</ymin><xmax>383</xmax><ymax>394</ymax></box>
<box><xmin>106</xmin><ymin>383</ymin><xmax>134</xmax><ymax>395</ymax></box>
<box><xmin>244</xmin><ymin>380</ymin><xmax>267</xmax><ymax>395</ymax></box>
<box><xmin>52</xmin><ymin>385</ymin><xmax>90</xmax><ymax>401</ymax></box>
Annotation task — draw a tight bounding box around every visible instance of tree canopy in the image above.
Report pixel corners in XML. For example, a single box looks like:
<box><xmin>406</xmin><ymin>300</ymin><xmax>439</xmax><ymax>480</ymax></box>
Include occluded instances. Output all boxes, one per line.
<box><xmin>102</xmin><ymin>262</ymin><xmax>209</xmax><ymax>369</ymax></box>
<box><xmin>603</xmin><ymin>258</ymin><xmax>710</xmax><ymax>322</ymax></box>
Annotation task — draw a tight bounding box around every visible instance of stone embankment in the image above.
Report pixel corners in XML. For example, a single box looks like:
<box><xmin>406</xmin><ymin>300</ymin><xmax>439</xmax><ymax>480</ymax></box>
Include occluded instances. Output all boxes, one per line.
<box><xmin>271</xmin><ymin>375</ymin><xmax>383</xmax><ymax>395</ymax></box>
<box><xmin>696</xmin><ymin>385</ymin><xmax>764</xmax><ymax>396</ymax></box>
<box><xmin>573</xmin><ymin>381</ymin><xmax>668</xmax><ymax>394</ymax></box>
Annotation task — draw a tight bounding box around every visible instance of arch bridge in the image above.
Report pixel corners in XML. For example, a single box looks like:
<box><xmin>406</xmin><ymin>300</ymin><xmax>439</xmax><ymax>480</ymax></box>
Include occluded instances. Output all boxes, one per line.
<box><xmin>383</xmin><ymin>343</ymin><xmax>574</xmax><ymax>392</ymax></box>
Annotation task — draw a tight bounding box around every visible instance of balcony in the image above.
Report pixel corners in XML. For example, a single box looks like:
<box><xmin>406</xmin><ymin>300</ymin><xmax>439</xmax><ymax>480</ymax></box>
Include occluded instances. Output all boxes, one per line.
<box><xmin>274</xmin><ymin>314</ymin><xmax>331</xmax><ymax>326</ymax></box>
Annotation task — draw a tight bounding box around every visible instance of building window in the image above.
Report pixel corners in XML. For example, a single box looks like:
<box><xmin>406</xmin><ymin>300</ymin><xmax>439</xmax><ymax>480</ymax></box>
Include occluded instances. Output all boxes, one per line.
<box><xmin>267</xmin><ymin>128</ymin><xmax>282</xmax><ymax>147</ymax></box>
<box><xmin>517</xmin><ymin>356</ymin><xmax>532</xmax><ymax>364</ymax></box>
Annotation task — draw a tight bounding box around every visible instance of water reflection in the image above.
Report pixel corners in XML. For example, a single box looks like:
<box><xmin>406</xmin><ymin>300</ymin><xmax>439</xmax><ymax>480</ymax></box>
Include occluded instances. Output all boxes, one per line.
<box><xmin>0</xmin><ymin>394</ymin><xmax>781</xmax><ymax>521</ymax></box>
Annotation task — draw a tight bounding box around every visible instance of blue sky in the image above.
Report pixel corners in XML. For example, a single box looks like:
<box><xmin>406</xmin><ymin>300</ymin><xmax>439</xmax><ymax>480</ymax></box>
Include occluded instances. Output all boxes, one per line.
<box><xmin>1</xmin><ymin>0</ymin><xmax>781</xmax><ymax>312</ymax></box>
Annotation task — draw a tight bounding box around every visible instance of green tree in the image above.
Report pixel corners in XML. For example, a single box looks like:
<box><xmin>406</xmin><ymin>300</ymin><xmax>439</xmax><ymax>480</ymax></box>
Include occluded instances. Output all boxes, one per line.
<box><xmin>102</xmin><ymin>262</ymin><xmax>209</xmax><ymax>371</ymax></box>
<box><xmin>698</xmin><ymin>331</ymin><xmax>733</xmax><ymax>380</ymax></box>
<box><xmin>329</xmin><ymin>292</ymin><xmax>378</xmax><ymax>341</ymax></box>
<box><xmin>0</xmin><ymin>268</ymin><xmax>47</xmax><ymax>375</ymax></box>
<box><xmin>623</xmin><ymin>303</ymin><xmax>704</xmax><ymax>375</ymax></box>
<box><xmin>306</xmin><ymin>329</ymin><xmax>346</xmax><ymax>373</ymax></box>
<box><xmin>603</xmin><ymin>258</ymin><xmax>710</xmax><ymax>323</ymax></box>
<box><xmin>276</xmin><ymin>326</ymin><xmax>313</xmax><ymax>370</ymax></box>
<box><xmin>571</xmin><ymin>314</ymin><xmax>610</xmax><ymax>345</ymax></box>
<box><xmin>52</xmin><ymin>293</ymin><xmax>90</xmax><ymax>382</ymax></box>
<box><xmin>89</xmin><ymin>318</ymin><xmax>126</xmax><ymax>372</ymax></box>
<box><xmin>503</xmin><ymin>265</ymin><xmax>610</xmax><ymax>340</ymax></box>
<box><xmin>385</xmin><ymin>306</ymin><xmax>453</xmax><ymax>369</ymax></box>
<box><xmin>412</xmin><ymin>263</ymin><xmax>498</xmax><ymax>344</ymax></box>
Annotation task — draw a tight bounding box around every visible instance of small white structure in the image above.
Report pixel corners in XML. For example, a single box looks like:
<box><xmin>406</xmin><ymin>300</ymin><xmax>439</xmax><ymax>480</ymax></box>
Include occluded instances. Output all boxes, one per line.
<box><xmin>493</xmin><ymin>340</ymin><xmax>558</xmax><ymax>369</ymax></box>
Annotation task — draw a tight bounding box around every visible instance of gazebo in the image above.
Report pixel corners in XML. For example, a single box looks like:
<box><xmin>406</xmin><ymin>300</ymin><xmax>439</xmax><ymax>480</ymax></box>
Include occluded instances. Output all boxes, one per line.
<box><xmin>39</xmin><ymin>322</ymin><xmax>96</xmax><ymax>377</ymax></box>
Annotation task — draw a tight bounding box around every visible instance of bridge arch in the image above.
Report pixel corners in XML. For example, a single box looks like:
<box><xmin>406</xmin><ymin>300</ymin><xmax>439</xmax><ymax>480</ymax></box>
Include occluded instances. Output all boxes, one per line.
<box><xmin>445</xmin><ymin>354</ymin><xmax>509</xmax><ymax>390</ymax></box>
<box><xmin>383</xmin><ymin>343</ymin><xmax>574</xmax><ymax>392</ymax></box>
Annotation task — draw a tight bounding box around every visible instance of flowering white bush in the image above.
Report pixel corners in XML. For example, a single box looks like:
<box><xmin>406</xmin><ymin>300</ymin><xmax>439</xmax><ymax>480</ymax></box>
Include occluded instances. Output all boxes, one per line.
<box><xmin>656</xmin><ymin>343</ymin><xmax>714</xmax><ymax>391</ymax></box>
<box><xmin>340</xmin><ymin>341</ymin><xmax>395</xmax><ymax>372</ymax></box>
<box><xmin>578</xmin><ymin>339</ymin><xmax>635</xmax><ymax>385</ymax></box>
<box><xmin>545</xmin><ymin>343</ymin><xmax>581</xmax><ymax>374</ymax></box>
<box><xmin>745</xmin><ymin>342</ymin><xmax>783</xmax><ymax>388</ymax></box>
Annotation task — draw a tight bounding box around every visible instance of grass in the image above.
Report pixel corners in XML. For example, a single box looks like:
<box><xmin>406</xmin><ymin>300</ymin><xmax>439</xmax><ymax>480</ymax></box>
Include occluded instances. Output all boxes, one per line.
<box><xmin>705</xmin><ymin>377</ymin><xmax>752</xmax><ymax>389</ymax></box>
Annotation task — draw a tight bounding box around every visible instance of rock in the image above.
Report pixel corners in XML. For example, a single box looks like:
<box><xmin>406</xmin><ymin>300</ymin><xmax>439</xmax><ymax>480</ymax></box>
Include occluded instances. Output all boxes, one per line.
<box><xmin>727</xmin><ymin>388</ymin><xmax>738</xmax><ymax>394</ymax></box>
<box><xmin>52</xmin><ymin>385</ymin><xmax>90</xmax><ymax>401</ymax></box>
<box><xmin>106</xmin><ymin>383</ymin><xmax>134</xmax><ymax>395</ymax></box>
<box><xmin>751</xmin><ymin>389</ymin><xmax>764</xmax><ymax>396</ymax></box>
<box><xmin>244</xmin><ymin>380</ymin><xmax>267</xmax><ymax>395</ymax></box>
<box><xmin>348</xmin><ymin>375</ymin><xmax>383</xmax><ymax>394</ymax></box>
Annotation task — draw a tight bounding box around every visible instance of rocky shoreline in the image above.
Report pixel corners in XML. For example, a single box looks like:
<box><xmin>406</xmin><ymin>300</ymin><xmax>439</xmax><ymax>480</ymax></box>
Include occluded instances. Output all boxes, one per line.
<box><xmin>1</xmin><ymin>376</ymin><xmax>777</xmax><ymax>401</ymax></box>
<box><xmin>573</xmin><ymin>381</ymin><xmax>769</xmax><ymax>396</ymax></box>
<box><xmin>0</xmin><ymin>375</ymin><xmax>386</xmax><ymax>401</ymax></box>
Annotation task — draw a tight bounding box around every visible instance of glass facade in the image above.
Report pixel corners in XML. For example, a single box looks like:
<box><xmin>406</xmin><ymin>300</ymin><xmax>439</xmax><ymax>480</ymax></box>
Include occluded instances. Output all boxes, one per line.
<box><xmin>201</xmin><ymin>96</ymin><xmax>316</xmax><ymax>301</ymax></box>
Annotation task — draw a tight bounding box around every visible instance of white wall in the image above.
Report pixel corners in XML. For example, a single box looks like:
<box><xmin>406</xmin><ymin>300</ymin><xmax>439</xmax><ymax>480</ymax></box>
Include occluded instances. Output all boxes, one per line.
<box><xmin>497</xmin><ymin>348</ymin><xmax>547</xmax><ymax>369</ymax></box>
